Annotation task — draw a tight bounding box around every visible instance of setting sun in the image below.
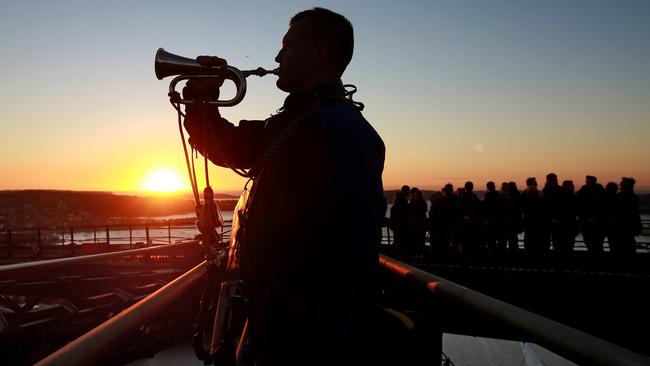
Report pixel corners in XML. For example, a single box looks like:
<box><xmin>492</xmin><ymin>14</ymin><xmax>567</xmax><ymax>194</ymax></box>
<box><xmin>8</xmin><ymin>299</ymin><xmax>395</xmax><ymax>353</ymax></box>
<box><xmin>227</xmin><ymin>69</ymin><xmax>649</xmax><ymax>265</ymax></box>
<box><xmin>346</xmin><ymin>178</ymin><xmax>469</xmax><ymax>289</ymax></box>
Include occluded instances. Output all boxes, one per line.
<box><xmin>142</xmin><ymin>168</ymin><xmax>187</xmax><ymax>193</ymax></box>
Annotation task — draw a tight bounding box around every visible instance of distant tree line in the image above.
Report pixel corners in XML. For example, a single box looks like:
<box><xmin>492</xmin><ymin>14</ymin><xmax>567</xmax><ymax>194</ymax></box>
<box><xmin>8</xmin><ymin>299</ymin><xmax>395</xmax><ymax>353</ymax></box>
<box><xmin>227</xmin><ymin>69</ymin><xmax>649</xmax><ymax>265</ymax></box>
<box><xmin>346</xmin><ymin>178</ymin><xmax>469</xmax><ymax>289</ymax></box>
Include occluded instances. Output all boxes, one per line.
<box><xmin>0</xmin><ymin>190</ymin><xmax>238</xmax><ymax>227</ymax></box>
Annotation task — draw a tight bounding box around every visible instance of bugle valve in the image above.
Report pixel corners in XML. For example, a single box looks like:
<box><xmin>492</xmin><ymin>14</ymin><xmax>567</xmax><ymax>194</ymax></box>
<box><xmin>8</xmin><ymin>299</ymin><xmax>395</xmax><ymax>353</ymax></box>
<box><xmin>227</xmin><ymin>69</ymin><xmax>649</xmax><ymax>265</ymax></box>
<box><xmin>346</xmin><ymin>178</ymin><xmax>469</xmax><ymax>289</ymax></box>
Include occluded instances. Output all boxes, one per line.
<box><xmin>155</xmin><ymin>48</ymin><xmax>277</xmax><ymax>106</ymax></box>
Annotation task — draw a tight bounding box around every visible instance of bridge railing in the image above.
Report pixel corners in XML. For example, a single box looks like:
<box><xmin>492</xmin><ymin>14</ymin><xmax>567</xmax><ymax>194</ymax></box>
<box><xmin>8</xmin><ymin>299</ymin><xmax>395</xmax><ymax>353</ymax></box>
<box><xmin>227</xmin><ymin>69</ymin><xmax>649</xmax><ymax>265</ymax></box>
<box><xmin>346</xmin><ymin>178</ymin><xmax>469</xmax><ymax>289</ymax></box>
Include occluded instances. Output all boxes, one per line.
<box><xmin>33</xmin><ymin>259</ymin><xmax>208</xmax><ymax>366</ymax></box>
<box><xmin>1</xmin><ymin>218</ymin><xmax>648</xmax><ymax>260</ymax></box>
<box><xmin>30</xmin><ymin>251</ymin><xmax>650</xmax><ymax>366</ymax></box>
<box><xmin>0</xmin><ymin>239</ymin><xmax>202</xmax><ymax>277</ymax></box>
<box><xmin>380</xmin><ymin>219</ymin><xmax>650</xmax><ymax>252</ymax></box>
<box><xmin>0</xmin><ymin>221</ymin><xmax>231</xmax><ymax>259</ymax></box>
<box><xmin>379</xmin><ymin>254</ymin><xmax>650</xmax><ymax>366</ymax></box>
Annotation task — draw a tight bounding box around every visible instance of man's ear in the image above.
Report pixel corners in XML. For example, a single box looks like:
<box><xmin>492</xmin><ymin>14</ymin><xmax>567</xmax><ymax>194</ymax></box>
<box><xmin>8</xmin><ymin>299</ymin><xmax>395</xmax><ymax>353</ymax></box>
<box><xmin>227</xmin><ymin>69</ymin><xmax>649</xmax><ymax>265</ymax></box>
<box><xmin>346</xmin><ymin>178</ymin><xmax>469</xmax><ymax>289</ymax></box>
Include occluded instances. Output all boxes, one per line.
<box><xmin>314</xmin><ymin>42</ymin><xmax>332</xmax><ymax>66</ymax></box>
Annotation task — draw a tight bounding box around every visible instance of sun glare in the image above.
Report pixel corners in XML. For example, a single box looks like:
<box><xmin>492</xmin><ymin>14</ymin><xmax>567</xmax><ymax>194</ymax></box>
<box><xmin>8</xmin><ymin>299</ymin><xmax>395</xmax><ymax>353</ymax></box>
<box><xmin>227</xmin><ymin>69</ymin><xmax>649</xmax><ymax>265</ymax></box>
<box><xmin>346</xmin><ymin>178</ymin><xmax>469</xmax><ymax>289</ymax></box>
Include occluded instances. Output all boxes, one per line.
<box><xmin>142</xmin><ymin>168</ymin><xmax>187</xmax><ymax>193</ymax></box>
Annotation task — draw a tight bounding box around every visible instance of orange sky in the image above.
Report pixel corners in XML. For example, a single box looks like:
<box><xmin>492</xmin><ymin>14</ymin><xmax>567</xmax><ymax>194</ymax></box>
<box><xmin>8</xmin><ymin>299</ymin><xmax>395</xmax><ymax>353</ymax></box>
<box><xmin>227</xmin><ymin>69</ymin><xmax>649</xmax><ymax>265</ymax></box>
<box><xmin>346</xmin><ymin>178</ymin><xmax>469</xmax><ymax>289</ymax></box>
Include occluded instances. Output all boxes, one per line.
<box><xmin>1</xmin><ymin>2</ymin><xmax>649</xmax><ymax>194</ymax></box>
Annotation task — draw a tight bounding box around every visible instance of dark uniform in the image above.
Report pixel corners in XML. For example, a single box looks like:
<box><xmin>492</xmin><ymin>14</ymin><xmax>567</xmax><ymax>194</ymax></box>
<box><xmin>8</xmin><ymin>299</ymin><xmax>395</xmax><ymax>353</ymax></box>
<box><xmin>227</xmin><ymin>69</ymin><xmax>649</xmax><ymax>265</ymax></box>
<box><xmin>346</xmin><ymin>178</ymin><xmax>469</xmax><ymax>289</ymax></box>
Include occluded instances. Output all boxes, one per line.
<box><xmin>186</xmin><ymin>81</ymin><xmax>385</xmax><ymax>364</ymax></box>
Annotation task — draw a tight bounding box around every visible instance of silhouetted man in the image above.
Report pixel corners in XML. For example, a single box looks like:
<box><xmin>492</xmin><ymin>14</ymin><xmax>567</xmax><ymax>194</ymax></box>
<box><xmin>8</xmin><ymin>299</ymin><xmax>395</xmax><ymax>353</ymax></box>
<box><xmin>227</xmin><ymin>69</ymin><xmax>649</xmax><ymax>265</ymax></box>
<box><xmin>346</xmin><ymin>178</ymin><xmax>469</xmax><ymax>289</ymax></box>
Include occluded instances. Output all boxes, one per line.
<box><xmin>611</xmin><ymin>177</ymin><xmax>642</xmax><ymax>257</ymax></box>
<box><xmin>441</xmin><ymin>183</ymin><xmax>458</xmax><ymax>253</ymax></box>
<box><xmin>542</xmin><ymin>173</ymin><xmax>563</xmax><ymax>254</ymax></box>
<box><xmin>604</xmin><ymin>182</ymin><xmax>619</xmax><ymax>252</ymax></box>
<box><xmin>183</xmin><ymin>8</ymin><xmax>385</xmax><ymax>365</ymax></box>
<box><xmin>401</xmin><ymin>184</ymin><xmax>411</xmax><ymax>201</ymax></box>
<box><xmin>456</xmin><ymin>181</ymin><xmax>481</xmax><ymax>256</ymax></box>
<box><xmin>522</xmin><ymin>177</ymin><xmax>549</xmax><ymax>257</ymax></box>
<box><xmin>578</xmin><ymin>175</ymin><xmax>606</xmax><ymax>254</ymax></box>
<box><xmin>483</xmin><ymin>181</ymin><xmax>505</xmax><ymax>255</ymax></box>
<box><xmin>390</xmin><ymin>191</ymin><xmax>409</xmax><ymax>258</ymax></box>
<box><xmin>428</xmin><ymin>191</ymin><xmax>446</xmax><ymax>255</ymax></box>
<box><xmin>502</xmin><ymin>181</ymin><xmax>523</xmax><ymax>254</ymax></box>
<box><xmin>556</xmin><ymin>180</ymin><xmax>579</xmax><ymax>256</ymax></box>
<box><xmin>407</xmin><ymin>187</ymin><xmax>427</xmax><ymax>259</ymax></box>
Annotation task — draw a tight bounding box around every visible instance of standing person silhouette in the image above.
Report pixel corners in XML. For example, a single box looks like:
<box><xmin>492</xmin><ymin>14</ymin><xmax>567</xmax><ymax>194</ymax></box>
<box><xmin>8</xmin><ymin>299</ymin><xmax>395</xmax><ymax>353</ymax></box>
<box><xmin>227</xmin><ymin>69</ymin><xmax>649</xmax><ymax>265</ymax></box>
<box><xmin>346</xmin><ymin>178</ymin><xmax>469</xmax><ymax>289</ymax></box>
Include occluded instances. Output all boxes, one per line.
<box><xmin>390</xmin><ymin>191</ymin><xmax>410</xmax><ymax>258</ymax></box>
<box><xmin>556</xmin><ymin>180</ymin><xmax>579</xmax><ymax>256</ymax></box>
<box><xmin>182</xmin><ymin>8</ymin><xmax>386</xmax><ymax>365</ymax></box>
<box><xmin>407</xmin><ymin>187</ymin><xmax>427</xmax><ymax>259</ymax></box>
<box><xmin>578</xmin><ymin>175</ymin><xmax>606</xmax><ymax>254</ymax></box>
<box><xmin>542</xmin><ymin>173</ymin><xmax>563</xmax><ymax>254</ymax></box>
<box><xmin>522</xmin><ymin>177</ymin><xmax>549</xmax><ymax>258</ymax></box>
<box><xmin>612</xmin><ymin>177</ymin><xmax>642</xmax><ymax>257</ymax></box>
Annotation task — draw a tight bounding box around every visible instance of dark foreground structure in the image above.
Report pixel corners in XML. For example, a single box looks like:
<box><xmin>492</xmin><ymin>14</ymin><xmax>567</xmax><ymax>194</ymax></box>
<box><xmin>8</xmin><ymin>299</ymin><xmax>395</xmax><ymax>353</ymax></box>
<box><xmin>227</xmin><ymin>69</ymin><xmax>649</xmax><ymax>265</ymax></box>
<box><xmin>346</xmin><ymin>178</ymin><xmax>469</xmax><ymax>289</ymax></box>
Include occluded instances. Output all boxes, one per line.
<box><xmin>1</xmin><ymin>222</ymin><xmax>649</xmax><ymax>365</ymax></box>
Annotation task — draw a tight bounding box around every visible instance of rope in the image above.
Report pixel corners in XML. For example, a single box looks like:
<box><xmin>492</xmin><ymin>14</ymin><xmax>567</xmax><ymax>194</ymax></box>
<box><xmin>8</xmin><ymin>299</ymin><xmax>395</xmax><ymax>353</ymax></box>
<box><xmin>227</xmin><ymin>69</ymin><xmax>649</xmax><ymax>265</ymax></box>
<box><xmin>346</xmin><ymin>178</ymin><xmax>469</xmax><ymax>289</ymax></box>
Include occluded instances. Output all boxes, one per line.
<box><xmin>172</xmin><ymin>95</ymin><xmax>229</xmax><ymax>363</ymax></box>
<box><xmin>172</xmin><ymin>98</ymin><xmax>225</xmax><ymax>247</ymax></box>
<box><xmin>173</xmin><ymin>101</ymin><xmax>200</xmax><ymax>205</ymax></box>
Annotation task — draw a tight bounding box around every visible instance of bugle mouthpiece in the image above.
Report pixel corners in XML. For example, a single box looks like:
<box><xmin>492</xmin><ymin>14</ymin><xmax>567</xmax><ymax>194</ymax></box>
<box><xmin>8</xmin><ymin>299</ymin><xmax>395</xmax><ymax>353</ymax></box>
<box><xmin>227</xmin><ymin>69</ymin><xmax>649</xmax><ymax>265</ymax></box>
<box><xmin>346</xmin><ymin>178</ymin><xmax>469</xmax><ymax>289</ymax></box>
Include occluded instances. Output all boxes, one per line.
<box><xmin>243</xmin><ymin>67</ymin><xmax>279</xmax><ymax>77</ymax></box>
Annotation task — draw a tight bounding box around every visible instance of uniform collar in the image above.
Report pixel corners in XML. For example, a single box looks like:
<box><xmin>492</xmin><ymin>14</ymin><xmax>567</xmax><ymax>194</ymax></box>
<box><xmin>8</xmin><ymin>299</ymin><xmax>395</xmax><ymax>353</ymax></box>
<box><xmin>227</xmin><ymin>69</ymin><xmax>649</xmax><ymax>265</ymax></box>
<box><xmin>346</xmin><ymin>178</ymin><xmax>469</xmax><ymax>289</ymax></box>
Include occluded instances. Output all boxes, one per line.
<box><xmin>281</xmin><ymin>80</ymin><xmax>346</xmax><ymax>112</ymax></box>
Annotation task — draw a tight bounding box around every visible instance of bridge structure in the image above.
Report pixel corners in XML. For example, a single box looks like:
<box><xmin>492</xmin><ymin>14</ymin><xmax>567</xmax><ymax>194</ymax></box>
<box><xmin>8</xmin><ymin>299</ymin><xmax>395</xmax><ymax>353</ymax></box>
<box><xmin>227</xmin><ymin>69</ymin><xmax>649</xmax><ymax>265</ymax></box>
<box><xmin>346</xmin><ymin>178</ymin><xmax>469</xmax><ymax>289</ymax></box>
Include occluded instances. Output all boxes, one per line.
<box><xmin>0</xmin><ymin>221</ymin><xmax>649</xmax><ymax>365</ymax></box>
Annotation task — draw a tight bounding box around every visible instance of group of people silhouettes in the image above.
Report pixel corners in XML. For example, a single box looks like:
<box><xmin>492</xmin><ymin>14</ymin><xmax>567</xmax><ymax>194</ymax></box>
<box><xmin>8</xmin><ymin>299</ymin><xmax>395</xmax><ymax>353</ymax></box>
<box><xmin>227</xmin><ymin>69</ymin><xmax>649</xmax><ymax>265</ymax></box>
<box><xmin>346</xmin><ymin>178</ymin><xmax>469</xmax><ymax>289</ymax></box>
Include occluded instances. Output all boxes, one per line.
<box><xmin>389</xmin><ymin>174</ymin><xmax>644</xmax><ymax>260</ymax></box>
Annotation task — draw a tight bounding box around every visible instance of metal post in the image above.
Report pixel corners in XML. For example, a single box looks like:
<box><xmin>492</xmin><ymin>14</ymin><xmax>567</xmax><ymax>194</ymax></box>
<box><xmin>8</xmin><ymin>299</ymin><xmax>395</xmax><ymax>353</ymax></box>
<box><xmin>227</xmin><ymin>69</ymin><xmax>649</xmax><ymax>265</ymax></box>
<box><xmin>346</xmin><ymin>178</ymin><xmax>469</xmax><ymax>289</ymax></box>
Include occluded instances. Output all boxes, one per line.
<box><xmin>168</xmin><ymin>221</ymin><xmax>171</xmax><ymax>244</ymax></box>
<box><xmin>129</xmin><ymin>225</ymin><xmax>132</xmax><ymax>248</ymax></box>
<box><xmin>93</xmin><ymin>226</ymin><xmax>97</xmax><ymax>243</ymax></box>
<box><xmin>6</xmin><ymin>229</ymin><xmax>12</xmax><ymax>258</ymax></box>
<box><xmin>62</xmin><ymin>227</ymin><xmax>65</xmax><ymax>246</ymax></box>
<box><xmin>36</xmin><ymin>228</ymin><xmax>42</xmax><ymax>259</ymax></box>
<box><xmin>145</xmin><ymin>225</ymin><xmax>150</xmax><ymax>246</ymax></box>
<box><xmin>70</xmin><ymin>226</ymin><xmax>75</xmax><ymax>256</ymax></box>
<box><xmin>106</xmin><ymin>226</ymin><xmax>110</xmax><ymax>246</ymax></box>
<box><xmin>387</xmin><ymin>226</ymin><xmax>391</xmax><ymax>245</ymax></box>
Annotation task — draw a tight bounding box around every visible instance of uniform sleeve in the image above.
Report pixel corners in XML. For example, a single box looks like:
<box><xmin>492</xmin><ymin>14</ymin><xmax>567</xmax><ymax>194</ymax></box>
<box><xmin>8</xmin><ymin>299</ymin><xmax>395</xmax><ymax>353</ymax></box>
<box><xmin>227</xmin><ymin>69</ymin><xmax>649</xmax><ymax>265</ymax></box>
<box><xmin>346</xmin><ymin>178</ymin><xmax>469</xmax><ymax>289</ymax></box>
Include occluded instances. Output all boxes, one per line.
<box><xmin>184</xmin><ymin>104</ymin><xmax>270</xmax><ymax>169</ymax></box>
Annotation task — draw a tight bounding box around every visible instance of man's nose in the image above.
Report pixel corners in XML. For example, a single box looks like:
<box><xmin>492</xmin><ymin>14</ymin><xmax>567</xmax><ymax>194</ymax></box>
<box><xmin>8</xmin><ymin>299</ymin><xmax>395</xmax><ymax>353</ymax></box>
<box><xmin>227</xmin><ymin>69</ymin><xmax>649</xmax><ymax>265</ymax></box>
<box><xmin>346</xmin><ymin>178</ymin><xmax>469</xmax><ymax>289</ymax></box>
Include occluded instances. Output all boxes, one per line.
<box><xmin>274</xmin><ymin>49</ymin><xmax>283</xmax><ymax>64</ymax></box>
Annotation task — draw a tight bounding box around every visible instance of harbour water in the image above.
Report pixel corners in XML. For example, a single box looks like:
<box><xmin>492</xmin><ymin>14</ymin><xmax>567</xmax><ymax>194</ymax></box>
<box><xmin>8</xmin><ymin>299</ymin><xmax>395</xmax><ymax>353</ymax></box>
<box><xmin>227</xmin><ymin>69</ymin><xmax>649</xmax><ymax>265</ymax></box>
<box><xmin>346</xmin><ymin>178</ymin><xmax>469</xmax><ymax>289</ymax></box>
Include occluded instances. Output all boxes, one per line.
<box><xmin>98</xmin><ymin>210</ymin><xmax>650</xmax><ymax>248</ymax></box>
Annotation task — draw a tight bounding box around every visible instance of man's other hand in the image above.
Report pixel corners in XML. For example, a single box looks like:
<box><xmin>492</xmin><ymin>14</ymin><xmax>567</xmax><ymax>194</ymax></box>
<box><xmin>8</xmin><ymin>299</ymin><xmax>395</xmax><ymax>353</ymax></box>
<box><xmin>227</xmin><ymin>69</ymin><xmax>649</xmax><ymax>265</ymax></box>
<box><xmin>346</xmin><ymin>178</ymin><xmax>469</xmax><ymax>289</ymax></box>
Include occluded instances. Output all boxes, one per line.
<box><xmin>196</xmin><ymin>55</ymin><xmax>227</xmax><ymax>67</ymax></box>
<box><xmin>183</xmin><ymin>77</ymin><xmax>224</xmax><ymax>100</ymax></box>
<box><xmin>182</xmin><ymin>55</ymin><xmax>229</xmax><ymax>100</ymax></box>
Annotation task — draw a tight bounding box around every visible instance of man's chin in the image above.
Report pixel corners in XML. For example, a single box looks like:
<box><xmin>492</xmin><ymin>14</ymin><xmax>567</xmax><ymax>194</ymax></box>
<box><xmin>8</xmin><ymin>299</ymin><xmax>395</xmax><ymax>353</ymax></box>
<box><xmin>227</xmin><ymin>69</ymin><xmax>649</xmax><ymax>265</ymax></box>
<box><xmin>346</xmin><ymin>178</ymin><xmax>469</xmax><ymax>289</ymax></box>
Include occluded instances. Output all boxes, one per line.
<box><xmin>276</xmin><ymin>79</ymin><xmax>292</xmax><ymax>93</ymax></box>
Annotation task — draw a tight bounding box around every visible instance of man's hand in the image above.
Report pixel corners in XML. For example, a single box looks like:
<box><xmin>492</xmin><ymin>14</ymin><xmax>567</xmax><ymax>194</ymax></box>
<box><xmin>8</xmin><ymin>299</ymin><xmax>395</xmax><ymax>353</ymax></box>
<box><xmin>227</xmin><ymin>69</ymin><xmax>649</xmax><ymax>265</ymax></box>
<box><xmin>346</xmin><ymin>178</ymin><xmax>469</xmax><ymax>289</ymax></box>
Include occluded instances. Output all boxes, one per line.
<box><xmin>196</xmin><ymin>55</ymin><xmax>227</xmax><ymax>67</ymax></box>
<box><xmin>182</xmin><ymin>55</ymin><xmax>229</xmax><ymax>101</ymax></box>
<box><xmin>183</xmin><ymin>78</ymin><xmax>223</xmax><ymax>100</ymax></box>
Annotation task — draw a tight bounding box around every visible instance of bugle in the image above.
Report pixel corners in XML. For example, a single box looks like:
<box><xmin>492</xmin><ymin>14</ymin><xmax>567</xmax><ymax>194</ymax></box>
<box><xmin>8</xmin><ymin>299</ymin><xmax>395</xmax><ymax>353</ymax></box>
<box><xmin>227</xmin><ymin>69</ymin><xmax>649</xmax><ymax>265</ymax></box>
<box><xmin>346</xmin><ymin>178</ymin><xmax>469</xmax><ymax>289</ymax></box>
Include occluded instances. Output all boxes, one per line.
<box><xmin>155</xmin><ymin>48</ymin><xmax>278</xmax><ymax>106</ymax></box>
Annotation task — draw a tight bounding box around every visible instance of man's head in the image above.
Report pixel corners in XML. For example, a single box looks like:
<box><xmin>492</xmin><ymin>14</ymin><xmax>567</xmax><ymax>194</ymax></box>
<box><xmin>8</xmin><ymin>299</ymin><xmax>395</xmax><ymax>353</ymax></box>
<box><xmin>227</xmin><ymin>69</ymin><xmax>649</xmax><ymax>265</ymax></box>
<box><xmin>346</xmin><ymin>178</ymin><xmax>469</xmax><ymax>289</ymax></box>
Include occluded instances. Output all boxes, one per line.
<box><xmin>562</xmin><ymin>180</ymin><xmax>575</xmax><ymax>193</ymax></box>
<box><xmin>546</xmin><ymin>173</ymin><xmax>558</xmax><ymax>185</ymax></box>
<box><xmin>400</xmin><ymin>185</ymin><xmax>411</xmax><ymax>196</ymax></box>
<box><xmin>586</xmin><ymin>175</ymin><xmax>597</xmax><ymax>186</ymax></box>
<box><xmin>605</xmin><ymin>182</ymin><xmax>618</xmax><ymax>194</ymax></box>
<box><xmin>275</xmin><ymin>7</ymin><xmax>354</xmax><ymax>92</ymax></box>
<box><xmin>486</xmin><ymin>181</ymin><xmax>496</xmax><ymax>192</ymax></box>
<box><xmin>620</xmin><ymin>177</ymin><xmax>636</xmax><ymax>193</ymax></box>
<box><xmin>526</xmin><ymin>177</ymin><xmax>537</xmax><ymax>189</ymax></box>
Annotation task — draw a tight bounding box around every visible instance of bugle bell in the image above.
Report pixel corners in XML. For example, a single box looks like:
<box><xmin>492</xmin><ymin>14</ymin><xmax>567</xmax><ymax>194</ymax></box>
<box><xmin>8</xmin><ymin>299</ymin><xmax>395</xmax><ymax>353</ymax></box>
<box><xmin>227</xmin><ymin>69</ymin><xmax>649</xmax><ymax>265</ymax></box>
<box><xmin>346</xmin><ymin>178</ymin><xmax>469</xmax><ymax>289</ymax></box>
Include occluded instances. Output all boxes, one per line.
<box><xmin>155</xmin><ymin>48</ymin><xmax>277</xmax><ymax>107</ymax></box>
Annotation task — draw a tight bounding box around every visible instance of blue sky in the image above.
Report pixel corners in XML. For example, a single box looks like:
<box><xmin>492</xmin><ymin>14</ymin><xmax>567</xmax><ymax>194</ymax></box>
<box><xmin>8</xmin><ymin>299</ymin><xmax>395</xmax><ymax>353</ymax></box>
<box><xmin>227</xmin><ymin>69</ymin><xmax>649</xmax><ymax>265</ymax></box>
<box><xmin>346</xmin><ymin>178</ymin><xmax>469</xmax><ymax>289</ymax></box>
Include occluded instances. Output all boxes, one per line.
<box><xmin>1</xmin><ymin>0</ymin><xmax>649</xmax><ymax>192</ymax></box>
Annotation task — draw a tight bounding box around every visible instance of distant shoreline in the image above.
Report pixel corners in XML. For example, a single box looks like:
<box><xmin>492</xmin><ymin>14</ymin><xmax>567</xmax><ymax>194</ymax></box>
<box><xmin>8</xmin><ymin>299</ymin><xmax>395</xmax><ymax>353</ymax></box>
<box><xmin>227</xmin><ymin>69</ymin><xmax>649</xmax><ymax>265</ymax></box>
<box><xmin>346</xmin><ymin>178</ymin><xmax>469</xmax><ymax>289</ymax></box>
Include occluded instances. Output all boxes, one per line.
<box><xmin>1</xmin><ymin>189</ymin><xmax>648</xmax><ymax>224</ymax></box>
<box><xmin>0</xmin><ymin>190</ymin><xmax>238</xmax><ymax>228</ymax></box>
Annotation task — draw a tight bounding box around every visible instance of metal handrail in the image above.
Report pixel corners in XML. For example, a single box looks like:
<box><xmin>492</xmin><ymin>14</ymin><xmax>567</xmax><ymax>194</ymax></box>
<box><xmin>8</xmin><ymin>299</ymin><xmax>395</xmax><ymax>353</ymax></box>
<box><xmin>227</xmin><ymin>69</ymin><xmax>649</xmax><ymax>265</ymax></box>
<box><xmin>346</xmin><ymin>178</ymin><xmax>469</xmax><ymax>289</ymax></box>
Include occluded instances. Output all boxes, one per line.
<box><xmin>19</xmin><ymin>251</ymin><xmax>649</xmax><ymax>365</ymax></box>
<box><xmin>379</xmin><ymin>254</ymin><xmax>650</xmax><ymax>366</ymax></box>
<box><xmin>34</xmin><ymin>260</ymin><xmax>208</xmax><ymax>366</ymax></box>
<box><xmin>0</xmin><ymin>239</ymin><xmax>200</xmax><ymax>276</ymax></box>
<box><xmin>0</xmin><ymin>221</ymin><xmax>231</xmax><ymax>251</ymax></box>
